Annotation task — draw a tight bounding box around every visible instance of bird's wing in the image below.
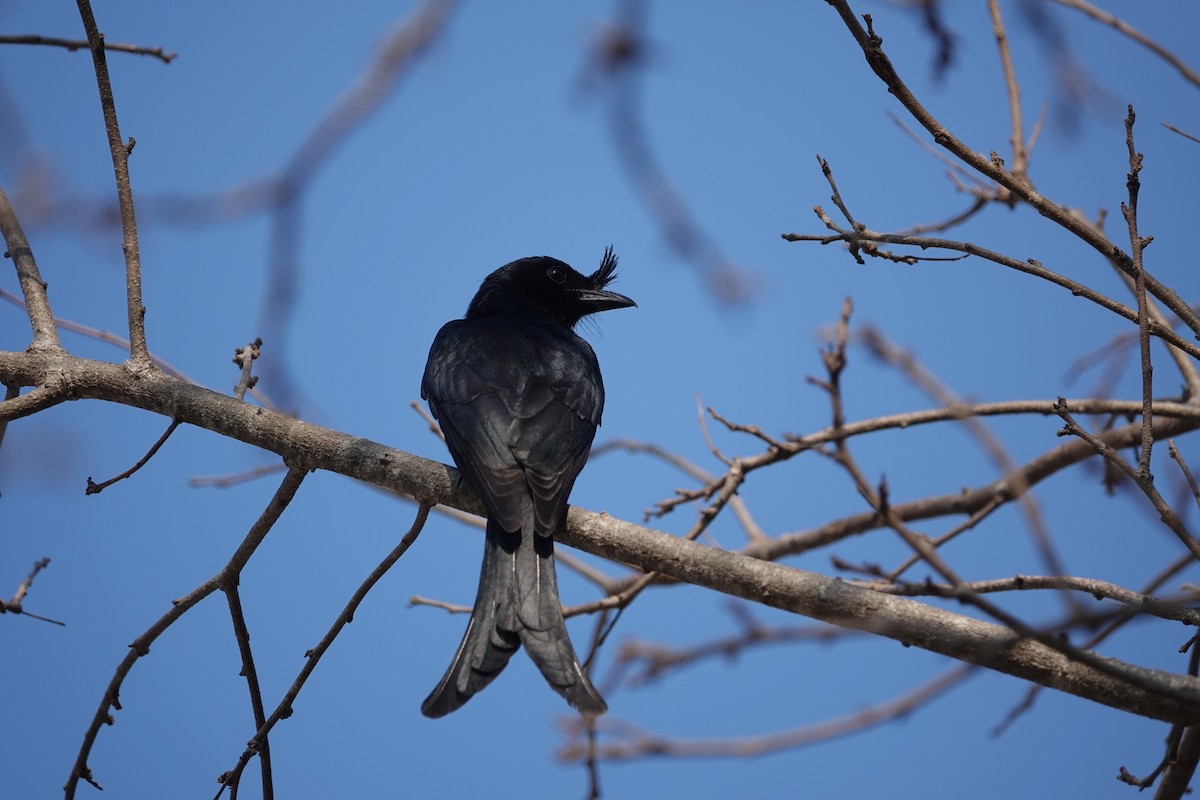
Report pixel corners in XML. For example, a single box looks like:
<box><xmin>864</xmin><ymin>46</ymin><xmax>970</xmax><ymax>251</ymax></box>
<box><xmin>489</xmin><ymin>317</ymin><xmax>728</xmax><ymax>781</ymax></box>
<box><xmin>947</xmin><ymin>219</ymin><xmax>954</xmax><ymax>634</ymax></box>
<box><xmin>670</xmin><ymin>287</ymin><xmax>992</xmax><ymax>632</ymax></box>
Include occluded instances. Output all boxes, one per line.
<box><xmin>423</xmin><ymin>319</ymin><xmax>603</xmax><ymax>536</ymax></box>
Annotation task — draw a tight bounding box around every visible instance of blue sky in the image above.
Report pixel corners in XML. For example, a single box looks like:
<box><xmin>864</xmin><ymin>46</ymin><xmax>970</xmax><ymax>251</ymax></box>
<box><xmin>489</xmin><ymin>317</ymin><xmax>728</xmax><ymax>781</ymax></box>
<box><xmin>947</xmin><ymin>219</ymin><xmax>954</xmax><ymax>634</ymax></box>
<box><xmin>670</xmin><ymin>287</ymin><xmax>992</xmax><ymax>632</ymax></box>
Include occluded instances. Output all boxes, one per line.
<box><xmin>3</xmin><ymin>1</ymin><xmax>1200</xmax><ymax>798</ymax></box>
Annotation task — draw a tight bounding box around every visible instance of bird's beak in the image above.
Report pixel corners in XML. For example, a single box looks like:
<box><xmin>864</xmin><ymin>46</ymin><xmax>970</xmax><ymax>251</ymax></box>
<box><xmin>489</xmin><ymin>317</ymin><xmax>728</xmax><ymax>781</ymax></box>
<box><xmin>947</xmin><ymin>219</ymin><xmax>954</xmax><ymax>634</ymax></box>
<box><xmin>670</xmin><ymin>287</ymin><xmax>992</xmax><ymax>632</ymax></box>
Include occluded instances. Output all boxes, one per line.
<box><xmin>573</xmin><ymin>288</ymin><xmax>637</xmax><ymax>312</ymax></box>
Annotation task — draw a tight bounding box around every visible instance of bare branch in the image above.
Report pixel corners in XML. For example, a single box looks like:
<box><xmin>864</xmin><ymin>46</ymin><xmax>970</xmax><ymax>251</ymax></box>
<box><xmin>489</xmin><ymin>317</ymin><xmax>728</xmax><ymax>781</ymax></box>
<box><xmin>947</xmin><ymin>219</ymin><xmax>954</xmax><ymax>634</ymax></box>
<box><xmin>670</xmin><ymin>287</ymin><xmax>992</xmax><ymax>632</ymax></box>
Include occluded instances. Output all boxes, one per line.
<box><xmin>0</xmin><ymin>374</ymin><xmax>73</xmax><ymax>422</ymax></box>
<box><xmin>1169</xmin><ymin>440</ymin><xmax>1200</xmax><ymax>512</ymax></box>
<box><xmin>222</xmin><ymin>583</ymin><xmax>273</xmax><ymax>800</ymax></box>
<box><xmin>615</xmin><ymin>615</ymin><xmax>861</xmax><ymax>687</ymax></box>
<box><xmin>0</xmin><ymin>183</ymin><xmax>60</xmax><ymax>351</ymax></box>
<box><xmin>822</xmin><ymin>2</ymin><xmax>1200</xmax><ymax>338</ymax></box>
<box><xmin>66</xmin><ymin>465</ymin><xmax>307</xmax><ymax>799</ymax></box>
<box><xmin>1055</xmin><ymin>398</ymin><xmax>1200</xmax><ymax>562</ymax></box>
<box><xmin>1120</xmin><ymin>106</ymin><xmax>1155</xmax><ymax>479</ymax></box>
<box><xmin>408</xmin><ymin>595</ymin><xmax>470</xmax><ymax>614</ymax></box>
<box><xmin>0</xmin><ymin>558</ymin><xmax>64</xmax><ymax>626</ymax></box>
<box><xmin>0</xmin><ymin>34</ymin><xmax>176</xmax><ymax>63</ymax></box>
<box><xmin>75</xmin><ymin>0</ymin><xmax>149</xmax><ymax>363</ymax></box>
<box><xmin>216</xmin><ymin>504</ymin><xmax>429</xmax><ymax>798</ymax></box>
<box><xmin>189</xmin><ymin>462</ymin><xmax>288</xmax><ymax>489</ymax></box>
<box><xmin>232</xmin><ymin>338</ymin><xmax>262</xmax><ymax>401</ymax></box>
<box><xmin>864</xmin><ymin>574</ymin><xmax>1200</xmax><ymax>627</ymax></box>
<box><xmin>1051</xmin><ymin>0</ymin><xmax>1200</xmax><ymax>90</ymax></box>
<box><xmin>0</xmin><ymin>286</ymin><xmax>194</xmax><ymax>384</ymax></box>
<box><xmin>992</xmin><ymin>552</ymin><xmax>1196</xmax><ymax>737</ymax></box>
<box><xmin>562</xmin><ymin>666</ymin><xmax>973</xmax><ymax>762</ymax></box>
<box><xmin>1162</xmin><ymin>122</ymin><xmax>1200</xmax><ymax>144</ymax></box>
<box><xmin>986</xmin><ymin>0</ymin><xmax>1030</xmax><ymax>187</ymax></box>
<box><xmin>592</xmin><ymin>437</ymin><xmax>769</xmax><ymax>542</ymax></box>
<box><xmin>84</xmin><ymin>420</ymin><xmax>181</xmax><ymax>495</ymax></box>
<box><xmin>783</xmin><ymin>162</ymin><xmax>1200</xmax><ymax>362</ymax></box>
<box><xmin>855</xmin><ymin>325</ymin><xmax>1068</xmax><ymax>587</ymax></box>
<box><xmin>409</xmin><ymin>399</ymin><xmax>445</xmax><ymax>442</ymax></box>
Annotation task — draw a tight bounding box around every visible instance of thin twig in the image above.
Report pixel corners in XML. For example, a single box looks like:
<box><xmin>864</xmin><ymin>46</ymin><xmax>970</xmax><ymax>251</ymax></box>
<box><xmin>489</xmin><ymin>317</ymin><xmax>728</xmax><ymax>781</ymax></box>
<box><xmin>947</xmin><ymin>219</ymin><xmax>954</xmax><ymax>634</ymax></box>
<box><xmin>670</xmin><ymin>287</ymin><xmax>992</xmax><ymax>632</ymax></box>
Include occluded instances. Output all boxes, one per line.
<box><xmin>1121</xmin><ymin>106</ymin><xmax>1155</xmax><ymax>480</ymax></box>
<box><xmin>783</xmin><ymin>221</ymin><xmax>1200</xmax><ymax>361</ymax></box>
<box><xmin>863</xmin><ymin>573</ymin><xmax>1200</xmax><ymax>627</ymax></box>
<box><xmin>1152</xmin><ymin>724</ymin><xmax>1200</xmax><ymax>799</ymax></box>
<box><xmin>0</xmin><ymin>558</ymin><xmax>65</xmax><ymax>625</ymax></box>
<box><xmin>695</xmin><ymin>394</ymin><xmax>732</xmax><ymax>467</ymax></box>
<box><xmin>0</xmin><ymin>287</ymin><xmax>167</xmax><ymax>370</ymax></box>
<box><xmin>85</xmin><ymin>420</ymin><xmax>181</xmax><ymax>495</ymax></box>
<box><xmin>189</xmin><ymin>462</ymin><xmax>289</xmax><ymax>489</ymax></box>
<box><xmin>986</xmin><ymin>0</ymin><xmax>1029</xmax><ymax>189</ymax></box>
<box><xmin>216</xmin><ymin>505</ymin><xmax>429</xmax><ymax>798</ymax></box>
<box><xmin>592</xmin><ymin>437</ymin><xmax>769</xmax><ymax>542</ymax></box>
<box><xmin>223</xmin><ymin>584</ymin><xmax>273</xmax><ymax>800</ymax></box>
<box><xmin>410</xmin><ymin>400</ymin><xmax>445</xmax><ymax>442</ymax></box>
<box><xmin>408</xmin><ymin>595</ymin><xmax>470</xmax><ymax>614</ymax></box>
<box><xmin>993</xmin><ymin>551</ymin><xmax>1195</xmax><ymax>738</ymax></box>
<box><xmin>615</xmin><ymin>617</ymin><xmax>860</xmax><ymax>687</ymax></box>
<box><xmin>580</xmin><ymin>454</ymin><xmax>749</xmax><ymax>668</ymax></box>
<box><xmin>1162</xmin><ymin>122</ymin><xmax>1200</xmax><ymax>145</ymax></box>
<box><xmin>1169</xmin><ymin>440</ymin><xmax>1200</xmax><ymax>512</ymax></box>
<box><xmin>856</xmin><ymin>325</ymin><xmax>1070</xmax><ymax>590</ymax></box>
<box><xmin>819</xmin><ymin>317</ymin><xmax>1193</xmax><ymax>710</ymax></box>
<box><xmin>1055</xmin><ymin>399</ymin><xmax>1200</xmax><ymax>561</ymax></box>
<box><xmin>561</xmin><ymin>665</ymin><xmax>973</xmax><ymax>762</ymax></box>
<box><xmin>0</xmin><ymin>34</ymin><xmax>176</xmax><ymax>63</ymax></box>
<box><xmin>75</xmin><ymin>0</ymin><xmax>149</xmax><ymax>363</ymax></box>
<box><xmin>232</xmin><ymin>338</ymin><xmax>262</xmax><ymax>401</ymax></box>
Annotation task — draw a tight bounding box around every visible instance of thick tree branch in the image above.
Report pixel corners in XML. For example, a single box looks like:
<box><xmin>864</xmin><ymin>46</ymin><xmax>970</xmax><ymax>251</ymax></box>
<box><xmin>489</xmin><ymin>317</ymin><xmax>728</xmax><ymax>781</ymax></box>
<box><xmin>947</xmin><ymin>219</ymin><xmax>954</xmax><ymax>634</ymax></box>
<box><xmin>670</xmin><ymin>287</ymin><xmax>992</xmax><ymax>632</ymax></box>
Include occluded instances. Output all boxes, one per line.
<box><xmin>2</xmin><ymin>350</ymin><xmax>1194</xmax><ymax>725</ymax></box>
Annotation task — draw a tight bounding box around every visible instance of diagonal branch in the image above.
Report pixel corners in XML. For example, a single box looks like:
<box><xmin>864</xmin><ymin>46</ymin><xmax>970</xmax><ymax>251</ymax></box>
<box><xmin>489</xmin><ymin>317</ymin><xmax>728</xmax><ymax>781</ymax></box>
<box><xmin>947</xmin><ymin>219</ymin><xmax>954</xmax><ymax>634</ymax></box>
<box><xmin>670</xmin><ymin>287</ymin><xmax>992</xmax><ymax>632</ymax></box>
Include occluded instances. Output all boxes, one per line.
<box><xmin>4</xmin><ymin>350</ymin><xmax>1200</xmax><ymax>725</ymax></box>
<box><xmin>1051</xmin><ymin>0</ymin><xmax>1200</xmax><ymax>90</ymax></box>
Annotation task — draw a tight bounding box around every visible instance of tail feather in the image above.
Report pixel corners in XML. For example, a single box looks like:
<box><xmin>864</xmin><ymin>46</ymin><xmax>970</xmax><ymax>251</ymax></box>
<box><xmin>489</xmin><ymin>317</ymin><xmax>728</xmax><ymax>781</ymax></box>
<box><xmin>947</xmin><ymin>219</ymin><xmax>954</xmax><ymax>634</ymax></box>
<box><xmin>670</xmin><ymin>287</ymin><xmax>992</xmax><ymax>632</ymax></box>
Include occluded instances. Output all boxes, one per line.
<box><xmin>514</xmin><ymin>531</ymin><xmax>607</xmax><ymax>714</ymax></box>
<box><xmin>421</xmin><ymin>518</ymin><xmax>606</xmax><ymax>718</ymax></box>
<box><xmin>420</xmin><ymin>522</ymin><xmax>520</xmax><ymax>718</ymax></box>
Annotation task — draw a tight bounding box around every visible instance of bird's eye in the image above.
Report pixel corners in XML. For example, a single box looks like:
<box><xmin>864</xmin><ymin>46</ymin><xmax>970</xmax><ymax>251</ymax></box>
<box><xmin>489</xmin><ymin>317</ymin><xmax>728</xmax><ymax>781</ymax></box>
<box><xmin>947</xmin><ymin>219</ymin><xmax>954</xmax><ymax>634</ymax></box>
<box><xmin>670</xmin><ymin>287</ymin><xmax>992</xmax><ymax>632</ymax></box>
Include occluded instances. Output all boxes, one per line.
<box><xmin>547</xmin><ymin>266</ymin><xmax>566</xmax><ymax>284</ymax></box>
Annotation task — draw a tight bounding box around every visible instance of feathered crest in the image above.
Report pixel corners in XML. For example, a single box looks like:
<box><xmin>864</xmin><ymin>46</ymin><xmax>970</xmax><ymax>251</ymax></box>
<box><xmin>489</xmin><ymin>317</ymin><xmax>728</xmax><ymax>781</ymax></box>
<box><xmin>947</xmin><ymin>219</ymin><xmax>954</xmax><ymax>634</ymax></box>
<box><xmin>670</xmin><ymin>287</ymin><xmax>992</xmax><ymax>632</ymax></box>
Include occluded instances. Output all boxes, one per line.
<box><xmin>590</xmin><ymin>246</ymin><xmax>619</xmax><ymax>288</ymax></box>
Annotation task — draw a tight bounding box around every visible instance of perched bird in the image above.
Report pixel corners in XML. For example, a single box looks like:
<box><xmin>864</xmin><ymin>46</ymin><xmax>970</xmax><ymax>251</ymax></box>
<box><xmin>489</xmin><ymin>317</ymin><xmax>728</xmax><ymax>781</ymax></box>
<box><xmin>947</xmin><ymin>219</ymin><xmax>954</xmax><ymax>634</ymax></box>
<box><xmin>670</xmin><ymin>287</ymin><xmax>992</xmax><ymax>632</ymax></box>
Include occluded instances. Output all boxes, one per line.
<box><xmin>420</xmin><ymin>248</ymin><xmax>635</xmax><ymax>718</ymax></box>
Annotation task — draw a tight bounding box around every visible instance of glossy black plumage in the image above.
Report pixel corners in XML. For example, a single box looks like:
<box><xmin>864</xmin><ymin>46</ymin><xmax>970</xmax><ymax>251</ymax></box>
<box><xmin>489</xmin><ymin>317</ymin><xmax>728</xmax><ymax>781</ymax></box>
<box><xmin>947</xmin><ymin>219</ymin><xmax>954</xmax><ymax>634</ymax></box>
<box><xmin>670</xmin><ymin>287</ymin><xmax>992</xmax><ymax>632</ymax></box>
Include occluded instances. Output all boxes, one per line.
<box><xmin>420</xmin><ymin>248</ymin><xmax>634</xmax><ymax>718</ymax></box>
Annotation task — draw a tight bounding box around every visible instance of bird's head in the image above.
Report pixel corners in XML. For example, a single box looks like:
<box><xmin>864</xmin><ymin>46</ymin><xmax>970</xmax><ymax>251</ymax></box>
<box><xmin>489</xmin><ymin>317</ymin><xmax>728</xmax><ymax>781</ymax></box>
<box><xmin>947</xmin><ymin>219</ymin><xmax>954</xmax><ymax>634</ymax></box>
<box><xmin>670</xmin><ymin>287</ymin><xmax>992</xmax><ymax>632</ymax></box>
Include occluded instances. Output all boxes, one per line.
<box><xmin>466</xmin><ymin>247</ymin><xmax>636</xmax><ymax>328</ymax></box>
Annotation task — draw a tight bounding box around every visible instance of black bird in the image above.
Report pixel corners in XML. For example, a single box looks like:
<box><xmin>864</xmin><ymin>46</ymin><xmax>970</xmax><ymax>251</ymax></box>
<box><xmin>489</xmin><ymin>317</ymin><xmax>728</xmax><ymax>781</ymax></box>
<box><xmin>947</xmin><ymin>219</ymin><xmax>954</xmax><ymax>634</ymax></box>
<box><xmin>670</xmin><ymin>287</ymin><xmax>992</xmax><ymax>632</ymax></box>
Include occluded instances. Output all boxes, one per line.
<box><xmin>420</xmin><ymin>248</ymin><xmax>635</xmax><ymax>718</ymax></box>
